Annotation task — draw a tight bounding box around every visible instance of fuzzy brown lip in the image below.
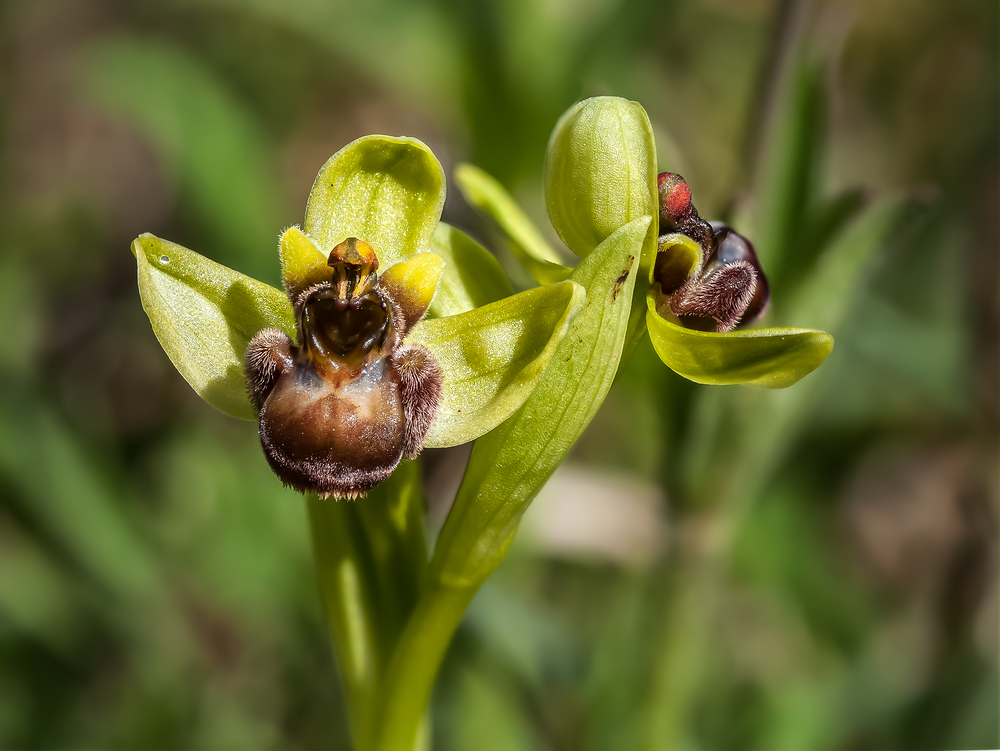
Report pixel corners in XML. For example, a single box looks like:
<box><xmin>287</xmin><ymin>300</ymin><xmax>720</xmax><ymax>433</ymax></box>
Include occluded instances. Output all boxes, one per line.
<box><xmin>244</xmin><ymin>239</ymin><xmax>443</xmax><ymax>499</ymax></box>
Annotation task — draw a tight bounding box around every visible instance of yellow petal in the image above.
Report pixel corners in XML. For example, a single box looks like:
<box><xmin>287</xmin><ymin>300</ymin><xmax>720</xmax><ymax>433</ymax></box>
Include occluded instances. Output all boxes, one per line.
<box><xmin>280</xmin><ymin>226</ymin><xmax>328</xmax><ymax>301</ymax></box>
<box><xmin>379</xmin><ymin>252</ymin><xmax>444</xmax><ymax>333</ymax></box>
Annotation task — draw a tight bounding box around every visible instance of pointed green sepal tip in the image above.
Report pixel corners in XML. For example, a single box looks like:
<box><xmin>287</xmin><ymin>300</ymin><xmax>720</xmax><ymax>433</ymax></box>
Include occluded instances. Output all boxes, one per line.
<box><xmin>545</xmin><ymin>97</ymin><xmax>657</xmax><ymax>258</ymax></box>
<box><xmin>453</xmin><ymin>162</ymin><xmax>571</xmax><ymax>285</ymax></box>
<box><xmin>645</xmin><ymin>293</ymin><xmax>833</xmax><ymax>389</ymax></box>
<box><xmin>408</xmin><ymin>280</ymin><xmax>587</xmax><ymax>448</ymax></box>
<box><xmin>305</xmin><ymin>135</ymin><xmax>446</xmax><ymax>269</ymax></box>
<box><xmin>132</xmin><ymin>233</ymin><xmax>294</xmax><ymax>419</ymax></box>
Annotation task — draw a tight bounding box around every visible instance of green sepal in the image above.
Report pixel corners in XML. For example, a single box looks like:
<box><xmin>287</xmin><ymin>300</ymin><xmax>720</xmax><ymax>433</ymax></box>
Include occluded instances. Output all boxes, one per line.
<box><xmin>428</xmin><ymin>222</ymin><xmax>514</xmax><ymax>318</ymax></box>
<box><xmin>545</xmin><ymin>97</ymin><xmax>658</xmax><ymax>258</ymax></box>
<box><xmin>305</xmin><ymin>135</ymin><xmax>446</xmax><ymax>268</ymax></box>
<box><xmin>132</xmin><ymin>233</ymin><xmax>294</xmax><ymax>420</ymax></box>
<box><xmin>453</xmin><ymin>163</ymin><xmax>571</xmax><ymax>285</ymax></box>
<box><xmin>430</xmin><ymin>215</ymin><xmax>651</xmax><ymax>586</ymax></box>
<box><xmin>407</xmin><ymin>281</ymin><xmax>586</xmax><ymax>449</ymax></box>
<box><xmin>645</xmin><ymin>293</ymin><xmax>833</xmax><ymax>389</ymax></box>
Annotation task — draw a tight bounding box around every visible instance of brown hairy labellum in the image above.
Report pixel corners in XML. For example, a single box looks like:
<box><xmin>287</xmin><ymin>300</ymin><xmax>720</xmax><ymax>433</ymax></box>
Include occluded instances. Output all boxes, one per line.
<box><xmin>653</xmin><ymin>173</ymin><xmax>770</xmax><ymax>332</ymax></box>
<box><xmin>245</xmin><ymin>237</ymin><xmax>442</xmax><ymax>499</ymax></box>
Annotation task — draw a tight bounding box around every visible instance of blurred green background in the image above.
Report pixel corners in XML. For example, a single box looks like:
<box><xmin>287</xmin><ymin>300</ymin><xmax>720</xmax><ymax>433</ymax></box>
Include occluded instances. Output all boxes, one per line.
<box><xmin>0</xmin><ymin>0</ymin><xmax>996</xmax><ymax>749</ymax></box>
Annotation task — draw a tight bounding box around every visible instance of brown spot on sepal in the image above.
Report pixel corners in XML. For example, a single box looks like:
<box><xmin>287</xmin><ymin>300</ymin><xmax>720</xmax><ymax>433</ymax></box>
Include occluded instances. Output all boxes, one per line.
<box><xmin>611</xmin><ymin>255</ymin><xmax>635</xmax><ymax>302</ymax></box>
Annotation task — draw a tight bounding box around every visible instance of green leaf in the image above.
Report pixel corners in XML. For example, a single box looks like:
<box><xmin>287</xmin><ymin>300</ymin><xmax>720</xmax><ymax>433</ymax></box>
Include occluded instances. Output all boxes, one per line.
<box><xmin>645</xmin><ymin>294</ymin><xmax>833</xmax><ymax>388</ymax></box>
<box><xmin>407</xmin><ymin>280</ymin><xmax>586</xmax><ymax>449</ymax></box>
<box><xmin>305</xmin><ymin>135</ymin><xmax>446</xmax><ymax>269</ymax></box>
<box><xmin>453</xmin><ymin>163</ymin><xmax>571</xmax><ymax>284</ymax></box>
<box><xmin>430</xmin><ymin>215</ymin><xmax>651</xmax><ymax>585</ymax></box>
<box><xmin>545</xmin><ymin>97</ymin><xmax>658</xmax><ymax>258</ymax></box>
<box><xmin>79</xmin><ymin>38</ymin><xmax>283</xmax><ymax>283</ymax></box>
<box><xmin>429</xmin><ymin>222</ymin><xmax>515</xmax><ymax>318</ymax></box>
<box><xmin>133</xmin><ymin>233</ymin><xmax>294</xmax><ymax>420</ymax></box>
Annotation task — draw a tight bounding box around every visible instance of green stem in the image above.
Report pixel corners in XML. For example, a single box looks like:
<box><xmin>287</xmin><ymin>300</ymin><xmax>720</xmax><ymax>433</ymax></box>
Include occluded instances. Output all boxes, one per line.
<box><xmin>307</xmin><ymin>494</ymin><xmax>382</xmax><ymax>750</ymax></box>
<box><xmin>373</xmin><ymin>582</ymin><xmax>476</xmax><ymax>751</ymax></box>
<box><xmin>307</xmin><ymin>460</ymin><xmax>430</xmax><ymax>751</ymax></box>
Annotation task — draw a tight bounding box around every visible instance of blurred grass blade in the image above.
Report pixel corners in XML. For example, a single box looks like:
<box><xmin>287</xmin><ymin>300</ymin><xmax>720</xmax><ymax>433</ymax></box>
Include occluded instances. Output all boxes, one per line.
<box><xmin>305</xmin><ymin>135</ymin><xmax>445</xmax><ymax>268</ymax></box>
<box><xmin>408</xmin><ymin>280</ymin><xmax>586</xmax><ymax>449</ymax></box>
<box><xmin>645</xmin><ymin>295</ymin><xmax>833</xmax><ymax>388</ymax></box>
<box><xmin>454</xmin><ymin>163</ymin><xmax>571</xmax><ymax>284</ymax></box>
<box><xmin>428</xmin><ymin>222</ymin><xmax>515</xmax><ymax>318</ymax></box>
<box><xmin>785</xmin><ymin>200</ymin><xmax>903</xmax><ymax>329</ymax></box>
<box><xmin>79</xmin><ymin>37</ymin><xmax>283</xmax><ymax>282</ymax></box>
<box><xmin>133</xmin><ymin>233</ymin><xmax>294</xmax><ymax>420</ymax></box>
<box><xmin>0</xmin><ymin>394</ymin><xmax>161</xmax><ymax>606</ymax></box>
<box><xmin>798</xmin><ymin>188</ymin><xmax>870</xmax><ymax>281</ymax></box>
<box><xmin>754</xmin><ymin>58</ymin><xmax>826</xmax><ymax>286</ymax></box>
<box><xmin>545</xmin><ymin>97</ymin><xmax>657</xmax><ymax>258</ymax></box>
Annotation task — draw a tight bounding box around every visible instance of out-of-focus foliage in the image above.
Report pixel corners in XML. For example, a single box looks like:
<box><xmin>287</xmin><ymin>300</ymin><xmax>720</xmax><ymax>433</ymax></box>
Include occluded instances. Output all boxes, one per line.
<box><xmin>0</xmin><ymin>1</ymin><xmax>995</xmax><ymax>750</ymax></box>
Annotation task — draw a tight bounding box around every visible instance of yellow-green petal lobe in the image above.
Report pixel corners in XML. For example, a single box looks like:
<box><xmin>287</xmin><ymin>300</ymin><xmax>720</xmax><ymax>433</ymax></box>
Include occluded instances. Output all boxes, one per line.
<box><xmin>646</xmin><ymin>293</ymin><xmax>833</xmax><ymax>389</ymax></box>
<box><xmin>133</xmin><ymin>233</ymin><xmax>295</xmax><ymax>419</ymax></box>
<box><xmin>407</xmin><ymin>280</ymin><xmax>586</xmax><ymax>448</ymax></box>
<box><xmin>651</xmin><ymin>232</ymin><xmax>702</xmax><ymax>289</ymax></box>
<box><xmin>428</xmin><ymin>222</ymin><xmax>514</xmax><ymax>318</ymax></box>
<box><xmin>305</xmin><ymin>135</ymin><xmax>446</xmax><ymax>268</ymax></box>
<box><xmin>379</xmin><ymin>252</ymin><xmax>444</xmax><ymax>329</ymax></box>
<box><xmin>280</xmin><ymin>225</ymin><xmax>328</xmax><ymax>300</ymax></box>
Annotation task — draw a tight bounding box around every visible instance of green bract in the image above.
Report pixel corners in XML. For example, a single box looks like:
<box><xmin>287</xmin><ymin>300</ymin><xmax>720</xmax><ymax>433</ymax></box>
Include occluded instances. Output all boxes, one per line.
<box><xmin>133</xmin><ymin>135</ymin><xmax>584</xmax><ymax>449</ymax></box>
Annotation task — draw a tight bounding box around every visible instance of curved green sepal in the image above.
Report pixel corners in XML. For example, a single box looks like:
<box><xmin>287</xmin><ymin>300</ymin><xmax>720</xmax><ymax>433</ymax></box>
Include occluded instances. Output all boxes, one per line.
<box><xmin>379</xmin><ymin>252</ymin><xmax>444</xmax><ymax>330</ymax></box>
<box><xmin>646</xmin><ymin>294</ymin><xmax>833</xmax><ymax>389</ymax></box>
<box><xmin>430</xmin><ymin>215</ymin><xmax>651</xmax><ymax>585</ymax></box>
<box><xmin>428</xmin><ymin>222</ymin><xmax>514</xmax><ymax>318</ymax></box>
<box><xmin>132</xmin><ymin>233</ymin><xmax>295</xmax><ymax>420</ymax></box>
<box><xmin>454</xmin><ymin>163</ymin><xmax>571</xmax><ymax>284</ymax></box>
<box><xmin>545</xmin><ymin>97</ymin><xmax>657</xmax><ymax>258</ymax></box>
<box><xmin>407</xmin><ymin>281</ymin><xmax>586</xmax><ymax>448</ymax></box>
<box><xmin>280</xmin><ymin>225</ymin><xmax>328</xmax><ymax>300</ymax></box>
<box><xmin>305</xmin><ymin>135</ymin><xmax>446</xmax><ymax>268</ymax></box>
